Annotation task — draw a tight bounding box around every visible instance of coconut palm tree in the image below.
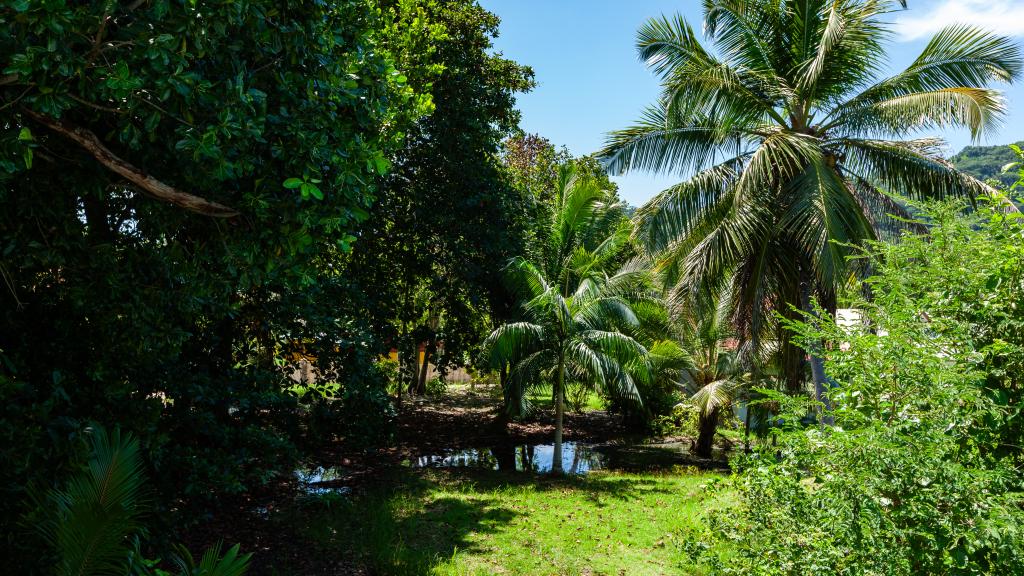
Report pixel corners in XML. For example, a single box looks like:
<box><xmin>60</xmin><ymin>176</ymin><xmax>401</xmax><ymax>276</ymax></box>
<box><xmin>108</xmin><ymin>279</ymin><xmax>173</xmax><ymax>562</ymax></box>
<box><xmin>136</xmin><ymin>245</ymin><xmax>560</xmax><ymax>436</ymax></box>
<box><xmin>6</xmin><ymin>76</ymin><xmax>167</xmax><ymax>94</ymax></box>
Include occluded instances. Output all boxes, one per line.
<box><xmin>483</xmin><ymin>258</ymin><xmax>650</xmax><ymax>473</ymax></box>
<box><xmin>599</xmin><ymin>0</ymin><xmax>1022</xmax><ymax>396</ymax></box>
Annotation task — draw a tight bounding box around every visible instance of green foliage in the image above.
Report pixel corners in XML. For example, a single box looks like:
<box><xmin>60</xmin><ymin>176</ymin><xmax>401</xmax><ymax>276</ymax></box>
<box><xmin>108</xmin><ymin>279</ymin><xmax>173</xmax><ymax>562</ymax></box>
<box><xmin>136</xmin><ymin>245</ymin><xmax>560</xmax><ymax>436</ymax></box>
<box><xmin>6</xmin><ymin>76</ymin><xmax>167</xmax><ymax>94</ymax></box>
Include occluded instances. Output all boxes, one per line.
<box><xmin>652</xmin><ymin>402</ymin><xmax>701</xmax><ymax>438</ymax></box>
<box><xmin>483</xmin><ymin>258</ymin><xmax>650</xmax><ymax>416</ymax></box>
<box><xmin>342</xmin><ymin>0</ymin><xmax>535</xmax><ymax>396</ymax></box>
<box><xmin>483</xmin><ymin>162</ymin><xmax>648</xmax><ymax>422</ymax></box>
<box><xmin>32</xmin><ymin>425</ymin><xmax>250</xmax><ymax>576</ymax></box>
<box><xmin>164</xmin><ymin>542</ymin><xmax>250</xmax><ymax>576</ymax></box>
<box><xmin>600</xmin><ymin>0</ymin><xmax>1023</xmax><ymax>391</ymax></box>
<box><xmin>0</xmin><ymin>0</ymin><xmax>505</xmax><ymax>568</ymax></box>
<box><xmin>949</xmin><ymin>141</ymin><xmax>1024</xmax><ymax>187</ymax></box>
<box><xmin>374</xmin><ymin>357</ymin><xmax>402</xmax><ymax>396</ymax></box>
<box><xmin>424</xmin><ymin>376</ymin><xmax>447</xmax><ymax>399</ymax></box>
<box><xmin>686</xmin><ymin>200</ymin><xmax>1024</xmax><ymax>575</ymax></box>
<box><xmin>33</xmin><ymin>426</ymin><xmax>147</xmax><ymax>576</ymax></box>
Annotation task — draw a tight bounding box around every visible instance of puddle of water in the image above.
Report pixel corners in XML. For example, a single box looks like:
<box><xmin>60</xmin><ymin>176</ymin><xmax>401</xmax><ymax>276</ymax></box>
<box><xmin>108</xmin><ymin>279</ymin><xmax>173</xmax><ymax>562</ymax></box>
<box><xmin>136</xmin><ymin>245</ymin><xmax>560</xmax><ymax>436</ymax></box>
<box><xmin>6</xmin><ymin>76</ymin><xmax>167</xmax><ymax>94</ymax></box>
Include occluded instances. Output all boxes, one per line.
<box><xmin>296</xmin><ymin>466</ymin><xmax>354</xmax><ymax>495</ymax></box>
<box><xmin>410</xmin><ymin>441</ymin><xmax>714</xmax><ymax>474</ymax></box>
<box><xmin>295</xmin><ymin>441</ymin><xmax>722</xmax><ymax>496</ymax></box>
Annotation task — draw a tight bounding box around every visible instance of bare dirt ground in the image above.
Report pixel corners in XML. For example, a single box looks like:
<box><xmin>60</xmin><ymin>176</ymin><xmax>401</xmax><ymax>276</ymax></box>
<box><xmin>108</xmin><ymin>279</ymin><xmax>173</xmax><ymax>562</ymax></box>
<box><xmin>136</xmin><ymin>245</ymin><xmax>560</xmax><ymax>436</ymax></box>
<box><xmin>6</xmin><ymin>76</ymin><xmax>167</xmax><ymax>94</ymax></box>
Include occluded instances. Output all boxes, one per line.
<box><xmin>396</xmin><ymin>383</ymin><xmax>630</xmax><ymax>453</ymax></box>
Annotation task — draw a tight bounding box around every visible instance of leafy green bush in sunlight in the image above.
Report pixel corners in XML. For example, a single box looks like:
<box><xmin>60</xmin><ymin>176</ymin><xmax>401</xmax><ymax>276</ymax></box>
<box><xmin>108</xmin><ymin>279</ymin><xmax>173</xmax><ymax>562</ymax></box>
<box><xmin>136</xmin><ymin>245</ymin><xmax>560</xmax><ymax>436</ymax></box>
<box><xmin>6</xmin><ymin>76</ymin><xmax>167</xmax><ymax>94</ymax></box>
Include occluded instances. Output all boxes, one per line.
<box><xmin>685</xmin><ymin>199</ymin><xmax>1024</xmax><ymax>575</ymax></box>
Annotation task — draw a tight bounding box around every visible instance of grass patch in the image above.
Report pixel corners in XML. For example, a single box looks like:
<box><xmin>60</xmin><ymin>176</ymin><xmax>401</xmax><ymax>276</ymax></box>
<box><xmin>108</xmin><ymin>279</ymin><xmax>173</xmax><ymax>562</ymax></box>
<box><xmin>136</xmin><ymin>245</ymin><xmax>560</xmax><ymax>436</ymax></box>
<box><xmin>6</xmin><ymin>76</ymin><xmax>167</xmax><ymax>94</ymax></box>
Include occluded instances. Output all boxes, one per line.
<box><xmin>291</xmin><ymin>467</ymin><xmax>735</xmax><ymax>575</ymax></box>
<box><xmin>527</xmin><ymin>382</ymin><xmax>605</xmax><ymax>412</ymax></box>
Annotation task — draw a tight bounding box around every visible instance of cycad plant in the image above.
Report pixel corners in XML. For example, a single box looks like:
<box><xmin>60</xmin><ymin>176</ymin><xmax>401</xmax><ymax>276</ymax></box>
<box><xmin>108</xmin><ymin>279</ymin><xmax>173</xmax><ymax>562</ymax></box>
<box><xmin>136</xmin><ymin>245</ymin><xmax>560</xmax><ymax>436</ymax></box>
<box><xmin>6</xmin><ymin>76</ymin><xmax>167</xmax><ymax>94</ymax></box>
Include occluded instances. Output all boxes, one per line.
<box><xmin>600</xmin><ymin>0</ymin><xmax>1022</xmax><ymax>394</ymax></box>
<box><xmin>33</xmin><ymin>425</ymin><xmax>250</xmax><ymax>576</ymax></box>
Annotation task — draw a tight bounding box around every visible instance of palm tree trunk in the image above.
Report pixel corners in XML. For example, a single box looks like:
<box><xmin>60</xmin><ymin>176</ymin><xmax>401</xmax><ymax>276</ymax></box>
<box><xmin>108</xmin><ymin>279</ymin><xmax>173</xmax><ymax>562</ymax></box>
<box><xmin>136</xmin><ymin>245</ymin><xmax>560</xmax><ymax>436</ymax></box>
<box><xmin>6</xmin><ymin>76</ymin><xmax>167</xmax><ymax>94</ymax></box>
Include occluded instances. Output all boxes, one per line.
<box><xmin>810</xmin><ymin>352</ymin><xmax>834</xmax><ymax>425</ymax></box>
<box><xmin>552</xmin><ymin>352</ymin><xmax>565</xmax><ymax>474</ymax></box>
<box><xmin>695</xmin><ymin>407</ymin><xmax>719</xmax><ymax>458</ymax></box>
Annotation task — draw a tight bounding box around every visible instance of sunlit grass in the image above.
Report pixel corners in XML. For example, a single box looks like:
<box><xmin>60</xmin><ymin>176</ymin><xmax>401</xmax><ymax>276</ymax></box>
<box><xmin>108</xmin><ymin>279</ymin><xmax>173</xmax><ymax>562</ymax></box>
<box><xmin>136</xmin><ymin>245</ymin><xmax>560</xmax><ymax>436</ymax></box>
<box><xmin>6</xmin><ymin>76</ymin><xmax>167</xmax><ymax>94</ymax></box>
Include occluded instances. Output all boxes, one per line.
<box><xmin>526</xmin><ymin>382</ymin><xmax>606</xmax><ymax>413</ymax></box>
<box><xmin>294</xmin><ymin>467</ymin><xmax>735</xmax><ymax>575</ymax></box>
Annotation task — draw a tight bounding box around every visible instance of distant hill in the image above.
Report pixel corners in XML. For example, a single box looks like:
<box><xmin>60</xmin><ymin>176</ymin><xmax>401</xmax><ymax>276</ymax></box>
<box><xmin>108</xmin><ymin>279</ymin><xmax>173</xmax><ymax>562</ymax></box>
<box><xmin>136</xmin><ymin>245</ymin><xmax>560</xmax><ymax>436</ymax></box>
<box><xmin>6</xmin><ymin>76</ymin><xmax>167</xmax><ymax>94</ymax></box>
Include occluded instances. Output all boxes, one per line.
<box><xmin>949</xmin><ymin>142</ymin><xmax>1022</xmax><ymax>188</ymax></box>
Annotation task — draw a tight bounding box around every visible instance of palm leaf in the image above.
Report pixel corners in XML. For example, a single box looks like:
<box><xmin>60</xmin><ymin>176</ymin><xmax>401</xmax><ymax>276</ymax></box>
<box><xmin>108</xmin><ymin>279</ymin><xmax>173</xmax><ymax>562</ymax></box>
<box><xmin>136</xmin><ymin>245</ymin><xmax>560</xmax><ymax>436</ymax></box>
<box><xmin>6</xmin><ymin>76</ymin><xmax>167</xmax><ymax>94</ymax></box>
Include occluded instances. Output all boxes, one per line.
<box><xmin>38</xmin><ymin>426</ymin><xmax>147</xmax><ymax>576</ymax></box>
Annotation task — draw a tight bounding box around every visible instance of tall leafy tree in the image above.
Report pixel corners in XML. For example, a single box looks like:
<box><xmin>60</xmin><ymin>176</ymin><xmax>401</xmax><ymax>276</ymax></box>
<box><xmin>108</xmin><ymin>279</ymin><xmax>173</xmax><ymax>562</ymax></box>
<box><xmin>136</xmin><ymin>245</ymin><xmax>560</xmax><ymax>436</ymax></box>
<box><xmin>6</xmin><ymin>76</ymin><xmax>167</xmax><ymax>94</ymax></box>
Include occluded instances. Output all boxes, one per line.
<box><xmin>345</xmin><ymin>0</ymin><xmax>535</xmax><ymax>396</ymax></box>
<box><xmin>599</xmin><ymin>0</ymin><xmax>1022</xmax><ymax>393</ymax></box>
<box><xmin>0</xmin><ymin>0</ymin><xmax>436</xmax><ymax>565</ymax></box>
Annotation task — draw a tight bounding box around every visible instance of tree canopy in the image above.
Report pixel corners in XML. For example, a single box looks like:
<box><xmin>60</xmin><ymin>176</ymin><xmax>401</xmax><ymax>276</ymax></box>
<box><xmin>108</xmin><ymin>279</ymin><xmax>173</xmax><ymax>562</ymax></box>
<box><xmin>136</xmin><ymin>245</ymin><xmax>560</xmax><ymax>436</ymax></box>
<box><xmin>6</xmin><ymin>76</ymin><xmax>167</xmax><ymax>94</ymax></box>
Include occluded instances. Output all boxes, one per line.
<box><xmin>599</xmin><ymin>0</ymin><xmax>1022</xmax><ymax>389</ymax></box>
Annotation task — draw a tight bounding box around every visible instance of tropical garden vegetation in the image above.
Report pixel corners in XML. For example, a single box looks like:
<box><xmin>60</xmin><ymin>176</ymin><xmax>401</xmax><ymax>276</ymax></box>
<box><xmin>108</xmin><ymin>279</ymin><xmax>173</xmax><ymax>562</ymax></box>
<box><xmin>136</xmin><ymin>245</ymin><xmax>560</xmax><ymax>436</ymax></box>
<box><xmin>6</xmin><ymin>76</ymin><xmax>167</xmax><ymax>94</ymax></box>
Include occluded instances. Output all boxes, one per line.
<box><xmin>1</xmin><ymin>0</ymin><xmax>1022</xmax><ymax>574</ymax></box>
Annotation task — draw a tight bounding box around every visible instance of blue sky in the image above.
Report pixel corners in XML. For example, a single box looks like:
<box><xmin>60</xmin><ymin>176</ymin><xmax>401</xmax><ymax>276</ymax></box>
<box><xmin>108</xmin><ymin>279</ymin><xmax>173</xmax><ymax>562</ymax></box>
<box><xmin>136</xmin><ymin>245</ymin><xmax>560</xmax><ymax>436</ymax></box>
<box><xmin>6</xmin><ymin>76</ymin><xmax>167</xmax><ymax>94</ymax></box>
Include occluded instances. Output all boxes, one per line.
<box><xmin>479</xmin><ymin>0</ymin><xmax>1024</xmax><ymax>206</ymax></box>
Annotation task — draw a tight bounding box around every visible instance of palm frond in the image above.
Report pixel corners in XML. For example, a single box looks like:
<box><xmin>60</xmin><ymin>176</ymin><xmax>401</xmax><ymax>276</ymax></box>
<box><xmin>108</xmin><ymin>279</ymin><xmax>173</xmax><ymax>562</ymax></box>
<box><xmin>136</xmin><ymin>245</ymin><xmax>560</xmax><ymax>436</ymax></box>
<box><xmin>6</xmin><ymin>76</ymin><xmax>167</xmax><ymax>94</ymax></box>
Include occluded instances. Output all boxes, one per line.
<box><xmin>828</xmin><ymin>24</ymin><xmax>1022</xmax><ymax>134</ymax></box>
<box><xmin>633</xmin><ymin>157</ymin><xmax>745</xmax><ymax>254</ymax></box>
<box><xmin>39</xmin><ymin>426</ymin><xmax>147</xmax><ymax>576</ymax></box>
<box><xmin>599</xmin><ymin>105</ymin><xmax>762</xmax><ymax>176</ymax></box>
<box><xmin>690</xmin><ymin>378</ymin><xmax>739</xmax><ymax>415</ymax></box>
<box><xmin>482</xmin><ymin>321</ymin><xmax>544</xmax><ymax>370</ymax></box>
<box><xmin>839</xmin><ymin>137</ymin><xmax>994</xmax><ymax>200</ymax></box>
<box><xmin>171</xmin><ymin>542</ymin><xmax>251</xmax><ymax>576</ymax></box>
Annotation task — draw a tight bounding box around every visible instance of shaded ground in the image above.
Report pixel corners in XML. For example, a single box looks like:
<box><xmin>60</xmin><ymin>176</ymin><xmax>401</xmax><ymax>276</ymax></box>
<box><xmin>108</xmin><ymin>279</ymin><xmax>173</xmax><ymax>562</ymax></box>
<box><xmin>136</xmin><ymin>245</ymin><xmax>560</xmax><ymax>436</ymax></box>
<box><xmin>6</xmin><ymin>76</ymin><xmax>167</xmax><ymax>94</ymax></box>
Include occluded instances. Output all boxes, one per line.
<box><xmin>396</xmin><ymin>384</ymin><xmax>633</xmax><ymax>454</ymax></box>
<box><xmin>183</xmin><ymin>385</ymin><xmax>716</xmax><ymax>575</ymax></box>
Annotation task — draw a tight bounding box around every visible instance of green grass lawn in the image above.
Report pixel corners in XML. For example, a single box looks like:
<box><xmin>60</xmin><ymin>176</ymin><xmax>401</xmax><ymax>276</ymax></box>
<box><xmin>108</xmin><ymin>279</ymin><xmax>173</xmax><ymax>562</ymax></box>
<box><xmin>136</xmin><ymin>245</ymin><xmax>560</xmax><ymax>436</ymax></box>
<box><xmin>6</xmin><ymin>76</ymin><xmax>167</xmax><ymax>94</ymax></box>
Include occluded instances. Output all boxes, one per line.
<box><xmin>292</xmin><ymin>467</ymin><xmax>734</xmax><ymax>575</ymax></box>
<box><xmin>526</xmin><ymin>382</ymin><xmax>606</xmax><ymax>412</ymax></box>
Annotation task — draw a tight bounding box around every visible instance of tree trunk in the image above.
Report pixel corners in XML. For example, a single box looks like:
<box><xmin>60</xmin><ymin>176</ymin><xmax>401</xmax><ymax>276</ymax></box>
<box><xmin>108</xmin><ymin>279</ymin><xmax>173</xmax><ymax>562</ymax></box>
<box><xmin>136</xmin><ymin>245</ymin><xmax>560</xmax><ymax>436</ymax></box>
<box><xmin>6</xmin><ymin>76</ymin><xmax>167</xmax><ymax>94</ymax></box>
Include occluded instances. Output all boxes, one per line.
<box><xmin>810</xmin><ymin>352</ymin><xmax>834</xmax><ymax>425</ymax></box>
<box><xmin>417</xmin><ymin>333</ymin><xmax>436</xmax><ymax>394</ymax></box>
<box><xmin>552</xmin><ymin>353</ymin><xmax>565</xmax><ymax>474</ymax></box>
<box><xmin>743</xmin><ymin>400</ymin><xmax>752</xmax><ymax>454</ymax></box>
<box><xmin>491</xmin><ymin>443</ymin><xmax>516</xmax><ymax>472</ymax></box>
<box><xmin>496</xmin><ymin>362</ymin><xmax>511</xmax><ymax>424</ymax></box>
<box><xmin>695</xmin><ymin>407</ymin><xmax>720</xmax><ymax>458</ymax></box>
<box><xmin>407</xmin><ymin>342</ymin><xmax>419</xmax><ymax>396</ymax></box>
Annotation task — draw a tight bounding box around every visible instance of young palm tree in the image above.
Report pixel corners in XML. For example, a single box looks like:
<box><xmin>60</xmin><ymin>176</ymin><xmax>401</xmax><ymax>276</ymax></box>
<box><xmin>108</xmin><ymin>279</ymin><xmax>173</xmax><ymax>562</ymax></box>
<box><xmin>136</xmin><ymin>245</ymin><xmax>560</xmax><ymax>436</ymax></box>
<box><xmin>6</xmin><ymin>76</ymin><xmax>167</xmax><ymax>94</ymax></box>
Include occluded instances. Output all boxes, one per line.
<box><xmin>675</xmin><ymin>298</ymin><xmax>745</xmax><ymax>458</ymax></box>
<box><xmin>486</xmin><ymin>163</ymin><xmax>653</xmax><ymax>473</ymax></box>
<box><xmin>484</xmin><ymin>258</ymin><xmax>650</xmax><ymax>473</ymax></box>
<box><xmin>600</xmin><ymin>0</ymin><xmax>1022</xmax><ymax>395</ymax></box>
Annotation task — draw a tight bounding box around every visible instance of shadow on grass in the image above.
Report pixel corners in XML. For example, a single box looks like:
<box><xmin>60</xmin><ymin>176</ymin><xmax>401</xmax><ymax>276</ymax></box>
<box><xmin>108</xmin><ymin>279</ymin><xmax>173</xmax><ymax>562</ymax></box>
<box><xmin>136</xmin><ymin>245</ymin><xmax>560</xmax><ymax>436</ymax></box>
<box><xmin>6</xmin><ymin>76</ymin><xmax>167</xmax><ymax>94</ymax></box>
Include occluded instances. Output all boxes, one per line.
<box><xmin>288</xmin><ymin>467</ymin><xmax>683</xmax><ymax>574</ymax></box>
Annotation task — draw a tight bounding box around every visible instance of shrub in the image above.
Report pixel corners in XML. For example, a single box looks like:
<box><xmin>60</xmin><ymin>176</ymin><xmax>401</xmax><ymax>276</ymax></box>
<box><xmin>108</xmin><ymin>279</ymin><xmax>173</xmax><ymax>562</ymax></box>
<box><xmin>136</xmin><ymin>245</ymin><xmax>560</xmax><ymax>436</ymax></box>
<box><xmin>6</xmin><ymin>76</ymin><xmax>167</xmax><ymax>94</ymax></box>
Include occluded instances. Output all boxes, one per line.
<box><xmin>30</xmin><ymin>425</ymin><xmax>250</xmax><ymax>576</ymax></box>
<box><xmin>685</xmin><ymin>200</ymin><xmax>1024</xmax><ymax>575</ymax></box>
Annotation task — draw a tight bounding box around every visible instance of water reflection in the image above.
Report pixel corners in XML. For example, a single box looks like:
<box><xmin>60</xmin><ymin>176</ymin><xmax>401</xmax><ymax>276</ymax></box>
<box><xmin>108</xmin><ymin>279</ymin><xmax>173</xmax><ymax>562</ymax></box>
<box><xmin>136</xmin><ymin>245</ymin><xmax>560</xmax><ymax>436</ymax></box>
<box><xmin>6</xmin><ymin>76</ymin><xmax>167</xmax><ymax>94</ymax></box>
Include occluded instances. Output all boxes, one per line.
<box><xmin>296</xmin><ymin>466</ymin><xmax>354</xmax><ymax>495</ymax></box>
<box><xmin>296</xmin><ymin>441</ymin><xmax>721</xmax><ymax>497</ymax></box>
<box><xmin>411</xmin><ymin>441</ymin><xmax>708</xmax><ymax>474</ymax></box>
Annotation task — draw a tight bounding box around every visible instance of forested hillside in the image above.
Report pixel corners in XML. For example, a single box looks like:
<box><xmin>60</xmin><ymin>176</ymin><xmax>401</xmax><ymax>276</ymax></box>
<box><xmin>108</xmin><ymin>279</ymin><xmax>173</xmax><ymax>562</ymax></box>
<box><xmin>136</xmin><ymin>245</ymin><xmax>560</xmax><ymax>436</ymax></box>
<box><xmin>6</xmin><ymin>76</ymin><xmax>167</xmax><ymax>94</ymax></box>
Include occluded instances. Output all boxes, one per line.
<box><xmin>950</xmin><ymin>141</ymin><xmax>1023</xmax><ymax>187</ymax></box>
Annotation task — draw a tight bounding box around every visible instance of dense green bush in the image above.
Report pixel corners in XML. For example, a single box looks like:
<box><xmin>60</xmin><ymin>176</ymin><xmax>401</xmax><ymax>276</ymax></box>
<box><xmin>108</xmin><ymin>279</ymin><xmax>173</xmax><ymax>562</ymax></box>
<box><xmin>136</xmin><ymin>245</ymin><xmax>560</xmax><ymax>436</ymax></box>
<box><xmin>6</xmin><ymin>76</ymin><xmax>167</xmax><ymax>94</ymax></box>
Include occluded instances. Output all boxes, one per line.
<box><xmin>0</xmin><ymin>0</ymin><xmax>437</xmax><ymax>568</ymax></box>
<box><xmin>684</xmin><ymin>198</ymin><xmax>1024</xmax><ymax>575</ymax></box>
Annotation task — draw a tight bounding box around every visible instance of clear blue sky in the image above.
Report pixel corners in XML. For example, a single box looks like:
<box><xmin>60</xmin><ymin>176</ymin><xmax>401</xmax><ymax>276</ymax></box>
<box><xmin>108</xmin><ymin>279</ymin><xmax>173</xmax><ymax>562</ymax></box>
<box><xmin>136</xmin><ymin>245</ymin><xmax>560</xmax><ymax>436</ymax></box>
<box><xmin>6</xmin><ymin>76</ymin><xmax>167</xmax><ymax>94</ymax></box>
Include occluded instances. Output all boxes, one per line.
<box><xmin>479</xmin><ymin>0</ymin><xmax>1024</xmax><ymax>207</ymax></box>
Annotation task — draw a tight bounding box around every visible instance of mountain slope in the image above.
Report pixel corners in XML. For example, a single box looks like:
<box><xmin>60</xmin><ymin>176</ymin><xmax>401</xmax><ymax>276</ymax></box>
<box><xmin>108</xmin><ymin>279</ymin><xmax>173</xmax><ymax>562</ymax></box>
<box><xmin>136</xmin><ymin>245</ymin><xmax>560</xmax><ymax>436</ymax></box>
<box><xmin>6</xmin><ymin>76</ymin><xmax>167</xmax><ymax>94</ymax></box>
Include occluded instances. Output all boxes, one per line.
<box><xmin>949</xmin><ymin>142</ymin><xmax>1022</xmax><ymax>188</ymax></box>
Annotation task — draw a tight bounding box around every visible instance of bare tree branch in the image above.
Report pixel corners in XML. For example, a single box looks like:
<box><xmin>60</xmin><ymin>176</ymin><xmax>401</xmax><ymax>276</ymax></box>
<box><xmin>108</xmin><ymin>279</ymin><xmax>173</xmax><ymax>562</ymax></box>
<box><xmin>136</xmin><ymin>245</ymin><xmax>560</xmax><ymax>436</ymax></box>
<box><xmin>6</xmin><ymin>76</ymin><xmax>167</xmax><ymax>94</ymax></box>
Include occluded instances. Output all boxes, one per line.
<box><xmin>22</xmin><ymin>108</ymin><xmax>240</xmax><ymax>218</ymax></box>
